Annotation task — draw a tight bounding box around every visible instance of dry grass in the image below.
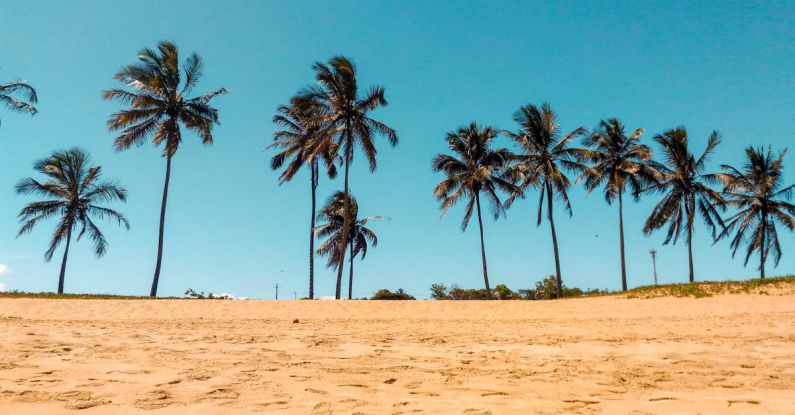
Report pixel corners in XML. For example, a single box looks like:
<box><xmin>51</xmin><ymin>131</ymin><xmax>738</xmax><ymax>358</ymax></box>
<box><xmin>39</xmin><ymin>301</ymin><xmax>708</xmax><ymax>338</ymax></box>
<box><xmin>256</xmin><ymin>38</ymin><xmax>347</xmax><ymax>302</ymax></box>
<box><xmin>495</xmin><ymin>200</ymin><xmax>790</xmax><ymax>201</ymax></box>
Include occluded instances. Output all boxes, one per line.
<box><xmin>624</xmin><ymin>275</ymin><xmax>795</xmax><ymax>298</ymax></box>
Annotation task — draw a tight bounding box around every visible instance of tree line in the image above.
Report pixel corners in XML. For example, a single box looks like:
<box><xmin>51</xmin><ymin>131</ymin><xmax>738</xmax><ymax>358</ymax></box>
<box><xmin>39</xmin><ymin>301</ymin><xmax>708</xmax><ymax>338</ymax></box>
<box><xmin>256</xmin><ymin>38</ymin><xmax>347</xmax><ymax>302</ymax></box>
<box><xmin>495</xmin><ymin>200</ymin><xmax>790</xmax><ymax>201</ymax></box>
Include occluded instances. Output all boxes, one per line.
<box><xmin>3</xmin><ymin>41</ymin><xmax>793</xmax><ymax>298</ymax></box>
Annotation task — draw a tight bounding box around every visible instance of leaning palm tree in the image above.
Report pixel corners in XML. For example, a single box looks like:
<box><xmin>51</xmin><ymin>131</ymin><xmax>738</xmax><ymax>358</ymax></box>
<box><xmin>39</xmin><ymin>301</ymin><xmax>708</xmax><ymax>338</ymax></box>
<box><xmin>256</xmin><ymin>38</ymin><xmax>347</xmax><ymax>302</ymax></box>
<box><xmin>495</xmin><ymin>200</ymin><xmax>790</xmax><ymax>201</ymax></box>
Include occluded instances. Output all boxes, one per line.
<box><xmin>103</xmin><ymin>41</ymin><xmax>227</xmax><ymax>297</ymax></box>
<box><xmin>503</xmin><ymin>103</ymin><xmax>588</xmax><ymax>298</ymax></box>
<box><xmin>315</xmin><ymin>191</ymin><xmax>382</xmax><ymax>299</ymax></box>
<box><xmin>1</xmin><ymin>76</ymin><xmax>38</xmax><ymax>126</ymax></box>
<box><xmin>579</xmin><ymin>119</ymin><xmax>660</xmax><ymax>291</ymax></box>
<box><xmin>16</xmin><ymin>148</ymin><xmax>129</xmax><ymax>294</ymax></box>
<box><xmin>297</xmin><ymin>56</ymin><xmax>397</xmax><ymax>299</ymax></box>
<box><xmin>269</xmin><ymin>99</ymin><xmax>338</xmax><ymax>299</ymax></box>
<box><xmin>715</xmin><ymin>147</ymin><xmax>795</xmax><ymax>278</ymax></box>
<box><xmin>432</xmin><ymin>122</ymin><xmax>516</xmax><ymax>299</ymax></box>
<box><xmin>643</xmin><ymin>127</ymin><xmax>725</xmax><ymax>282</ymax></box>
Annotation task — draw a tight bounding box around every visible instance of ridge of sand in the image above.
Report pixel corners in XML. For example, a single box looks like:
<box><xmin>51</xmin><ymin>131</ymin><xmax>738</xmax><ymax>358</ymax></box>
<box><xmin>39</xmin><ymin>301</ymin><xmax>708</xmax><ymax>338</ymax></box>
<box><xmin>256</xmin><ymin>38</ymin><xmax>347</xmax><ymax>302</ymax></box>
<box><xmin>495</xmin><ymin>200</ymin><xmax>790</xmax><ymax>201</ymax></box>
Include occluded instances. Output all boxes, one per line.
<box><xmin>1</xmin><ymin>294</ymin><xmax>794</xmax><ymax>414</ymax></box>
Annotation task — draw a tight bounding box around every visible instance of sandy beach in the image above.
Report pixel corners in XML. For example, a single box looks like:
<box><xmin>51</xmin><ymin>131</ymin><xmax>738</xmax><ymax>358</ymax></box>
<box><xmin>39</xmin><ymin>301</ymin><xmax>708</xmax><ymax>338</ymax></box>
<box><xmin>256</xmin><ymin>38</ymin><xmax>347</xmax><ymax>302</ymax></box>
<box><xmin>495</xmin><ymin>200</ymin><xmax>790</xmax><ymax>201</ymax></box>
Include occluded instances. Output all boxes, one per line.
<box><xmin>1</xmin><ymin>293</ymin><xmax>794</xmax><ymax>414</ymax></box>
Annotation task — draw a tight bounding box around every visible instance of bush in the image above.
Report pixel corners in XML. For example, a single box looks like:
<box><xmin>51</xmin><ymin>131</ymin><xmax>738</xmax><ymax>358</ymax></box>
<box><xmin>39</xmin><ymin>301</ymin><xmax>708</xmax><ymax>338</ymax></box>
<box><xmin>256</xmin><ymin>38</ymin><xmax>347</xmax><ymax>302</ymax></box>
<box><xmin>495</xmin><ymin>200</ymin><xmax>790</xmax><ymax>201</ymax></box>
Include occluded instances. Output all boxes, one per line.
<box><xmin>429</xmin><ymin>278</ymin><xmax>605</xmax><ymax>300</ymax></box>
<box><xmin>370</xmin><ymin>288</ymin><xmax>415</xmax><ymax>300</ymax></box>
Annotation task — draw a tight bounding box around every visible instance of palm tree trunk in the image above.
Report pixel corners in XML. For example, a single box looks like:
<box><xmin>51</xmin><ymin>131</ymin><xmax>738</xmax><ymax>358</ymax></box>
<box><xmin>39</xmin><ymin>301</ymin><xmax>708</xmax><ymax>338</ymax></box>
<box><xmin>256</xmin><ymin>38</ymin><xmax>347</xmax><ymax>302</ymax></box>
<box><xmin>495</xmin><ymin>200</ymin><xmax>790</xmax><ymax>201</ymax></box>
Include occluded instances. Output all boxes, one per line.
<box><xmin>309</xmin><ymin>161</ymin><xmax>318</xmax><ymax>299</ymax></box>
<box><xmin>687</xmin><ymin>230</ymin><xmax>695</xmax><ymax>283</ymax></box>
<box><xmin>546</xmin><ymin>182</ymin><xmax>563</xmax><ymax>298</ymax></box>
<box><xmin>618</xmin><ymin>191</ymin><xmax>627</xmax><ymax>291</ymax></box>
<box><xmin>335</xmin><ymin>137</ymin><xmax>352</xmax><ymax>300</ymax></box>
<box><xmin>475</xmin><ymin>193</ymin><xmax>492</xmax><ymax>299</ymax></box>
<box><xmin>348</xmin><ymin>237</ymin><xmax>354</xmax><ymax>300</ymax></box>
<box><xmin>150</xmin><ymin>154</ymin><xmax>172</xmax><ymax>297</ymax></box>
<box><xmin>57</xmin><ymin>226</ymin><xmax>73</xmax><ymax>294</ymax></box>
<box><xmin>760</xmin><ymin>211</ymin><xmax>767</xmax><ymax>279</ymax></box>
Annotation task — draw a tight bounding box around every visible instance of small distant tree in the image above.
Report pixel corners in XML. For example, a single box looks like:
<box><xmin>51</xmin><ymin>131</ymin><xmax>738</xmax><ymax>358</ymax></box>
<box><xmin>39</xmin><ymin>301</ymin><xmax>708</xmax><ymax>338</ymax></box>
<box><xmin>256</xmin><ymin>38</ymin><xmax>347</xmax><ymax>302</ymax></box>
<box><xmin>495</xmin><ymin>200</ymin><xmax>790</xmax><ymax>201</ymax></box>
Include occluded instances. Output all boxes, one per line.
<box><xmin>370</xmin><ymin>288</ymin><xmax>415</xmax><ymax>300</ymax></box>
<box><xmin>493</xmin><ymin>284</ymin><xmax>519</xmax><ymax>300</ymax></box>
<box><xmin>430</xmin><ymin>283</ymin><xmax>449</xmax><ymax>300</ymax></box>
<box><xmin>534</xmin><ymin>275</ymin><xmax>561</xmax><ymax>299</ymax></box>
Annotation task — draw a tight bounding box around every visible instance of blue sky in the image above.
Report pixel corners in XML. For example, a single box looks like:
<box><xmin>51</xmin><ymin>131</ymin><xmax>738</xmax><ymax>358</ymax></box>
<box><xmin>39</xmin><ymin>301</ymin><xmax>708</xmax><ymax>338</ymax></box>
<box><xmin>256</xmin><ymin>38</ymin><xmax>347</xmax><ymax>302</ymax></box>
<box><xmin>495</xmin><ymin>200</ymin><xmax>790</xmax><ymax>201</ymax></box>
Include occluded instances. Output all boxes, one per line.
<box><xmin>0</xmin><ymin>1</ymin><xmax>793</xmax><ymax>298</ymax></box>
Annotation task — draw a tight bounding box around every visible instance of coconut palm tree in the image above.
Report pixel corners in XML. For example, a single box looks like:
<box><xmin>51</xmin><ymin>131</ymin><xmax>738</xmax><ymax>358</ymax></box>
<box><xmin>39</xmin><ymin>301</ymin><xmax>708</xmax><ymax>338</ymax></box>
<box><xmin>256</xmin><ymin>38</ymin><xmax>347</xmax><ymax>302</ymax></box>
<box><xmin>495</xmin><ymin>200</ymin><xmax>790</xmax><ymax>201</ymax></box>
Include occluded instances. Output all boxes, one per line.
<box><xmin>579</xmin><ymin>118</ymin><xmax>660</xmax><ymax>291</ymax></box>
<box><xmin>269</xmin><ymin>99</ymin><xmax>338</xmax><ymax>299</ymax></box>
<box><xmin>103</xmin><ymin>41</ymin><xmax>227</xmax><ymax>297</ymax></box>
<box><xmin>1</xmin><ymin>77</ymin><xmax>37</xmax><ymax>126</ymax></box>
<box><xmin>297</xmin><ymin>56</ymin><xmax>397</xmax><ymax>299</ymax></box>
<box><xmin>715</xmin><ymin>147</ymin><xmax>795</xmax><ymax>278</ymax></box>
<box><xmin>314</xmin><ymin>191</ymin><xmax>382</xmax><ymax>299</ymax></box>
<box><xmin>502</xmin><ymin>103</ymin><xmax>588</xmax><ymax>298</ymax></box>
<box><xmin>16</xmin><ymin>148</ymin><xmax>129</xmax><ymax>294</ymax></box>
<box><xmin>642</xmin><ymin>127</ymin><xmax>725</xmax><ymax>282</ymax></box>
<box><xmin>432</xmin><ymin>122</ymin><xmax>517</xmax><ymax>299</ymax></box>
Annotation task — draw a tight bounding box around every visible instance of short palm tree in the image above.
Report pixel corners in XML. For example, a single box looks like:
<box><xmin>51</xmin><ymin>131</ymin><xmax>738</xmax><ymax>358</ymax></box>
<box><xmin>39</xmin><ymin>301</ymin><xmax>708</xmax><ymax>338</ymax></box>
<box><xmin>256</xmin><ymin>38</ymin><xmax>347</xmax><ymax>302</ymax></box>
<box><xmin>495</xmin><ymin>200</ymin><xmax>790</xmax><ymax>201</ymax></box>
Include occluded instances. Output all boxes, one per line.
<box><xmin>1</xmin><ymin>77</ymin><xmax>38</xmax><ymax>126</ymax></box>
<box><xmin>103</xmin><ymin>41</ymin><xmax>227</xmax><ymax>297</ymax></box>
<box><xmin>503</xmin><ymin>103</ymin><xmax>587</xmax><ymax>298</ymax></box>
<box><xmin>715</xmin><ymin>147</ymin><xmax>795</xmax><ymax>278</ymax></box>
<box><xmin>269</xmin><ymin>99</ymin><xmax>338</xmax><ymax>299</ymax></box>
<box><xmin>314</xmin><ymin>191</ymin><xmax>382</xmax><ymax>299</ymax></box>
<box><xmin>579</xmin><ymin>118</ymin><xmax>660</xmax><ymax>291</ymax></box>
<box><xmin>432</xmin><ymin>122</ymin><xmax>516</xmax><ymax>299</ymax></box>
<box><xmin>643</xmin><ymin>127</ymin><xmax>725</xmax><ymax>282</ymax></box>
<box><xmin>16</xmin><ymin>148</ymin><xmax>129</xmax><ymax>294</ymax></box>
<box><xmin>298</xmin><ymin>56</ymin><xmax>397</xmax><ymax>299</ymax></box>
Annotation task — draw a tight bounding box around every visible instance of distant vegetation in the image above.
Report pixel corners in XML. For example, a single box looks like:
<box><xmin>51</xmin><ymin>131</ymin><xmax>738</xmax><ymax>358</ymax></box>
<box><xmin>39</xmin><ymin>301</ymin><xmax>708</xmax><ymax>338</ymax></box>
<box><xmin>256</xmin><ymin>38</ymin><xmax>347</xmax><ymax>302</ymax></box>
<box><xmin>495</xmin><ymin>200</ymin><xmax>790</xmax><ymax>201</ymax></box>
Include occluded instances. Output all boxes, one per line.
<box><xmin>431</xmin><ymin>276</ymin><xmax>607</xmax><ymax>300</ymax></box>
<box><xmin>370</xmin><ymin>288</ymin><xmax>415</xmax><ymax>300</ymax></box>
<box><xmin>625</xmin><ymin>275</ymin><xmax>795</xmax><ymax>298</ymax></box>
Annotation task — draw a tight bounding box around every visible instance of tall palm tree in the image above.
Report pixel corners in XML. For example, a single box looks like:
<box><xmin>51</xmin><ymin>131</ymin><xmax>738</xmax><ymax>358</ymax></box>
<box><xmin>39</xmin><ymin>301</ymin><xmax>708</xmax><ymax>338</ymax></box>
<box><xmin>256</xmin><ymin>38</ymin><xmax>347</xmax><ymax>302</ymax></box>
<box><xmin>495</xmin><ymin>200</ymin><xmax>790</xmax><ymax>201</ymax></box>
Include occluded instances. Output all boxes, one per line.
<box><xmin>297</xmin><ymin>56</ymin><xmax>397</xmax><ymax>299</ymax></box>
<box><xmin>16</xmin><ymin>148</ymin><xmax>129</xmax><ymax>294</ymax></box>
<box><xmin>103</xmin><ymin>41</ymin><xmax>227</xmax><ymax>297</ymax></box>
<box><xmin>503</xmin><ymin>103</ymin><xmax>587</xmax><ymax>298</ymax></box>
<box><xmin>579</xmin><ymin>119</ymin><xmax>660</xmax><ymax>291</ymax></box>
<box><xmin>643</xmin><ymin>127</ymin><xmax>725</xmax><ymax>282</ymax></box>
<box><xmin>269</xmin><ymin>99</ymin><xmax>338</xmax><ymax>299</ymax></box>
<box><xmin>314</xmin><ymin>191</ymin><xmax>382</xmax><ymax>299</ymax></box>
<box><xmin>432</xmin><ymin>122</ymin><xmax>516</xmax><ymax>299</ymax></box>
<box><xmin>715</xmin><ymin>147</ymin><xmax>795</xmax><ymax>278</ymax></box>
<box><xmin>1</xmin><ymin>77</ymin><xmax>38</xmax><ymax>126</ymax></box>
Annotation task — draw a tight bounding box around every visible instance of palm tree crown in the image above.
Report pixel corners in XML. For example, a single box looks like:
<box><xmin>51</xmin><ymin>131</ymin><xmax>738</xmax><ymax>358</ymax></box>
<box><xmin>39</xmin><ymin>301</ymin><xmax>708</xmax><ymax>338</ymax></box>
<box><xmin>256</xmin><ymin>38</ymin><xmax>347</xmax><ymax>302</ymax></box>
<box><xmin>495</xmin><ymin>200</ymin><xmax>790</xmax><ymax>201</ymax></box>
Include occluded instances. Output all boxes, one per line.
<box><xmin>579</xmin><ymin>118</ymin><xmax>660</xmax><ymax>290</ymax></box>
<box><xmin>103</xmin><ymin>41</ymin><xmax>227</xmax><ymax>297</ymax></box>
<box><xmin>643</xmin><ymin>127</ymin><xmax>725</xmax><ymax>282</ymax></box>
<box><xmin>716</xmin><ymin>147</ymin><xmax>795</xmax><ymax>278</ymax></box>
<box><xmin>103</xmin><ymin>41</ymin><xmax>227</xmax><ymax>156</ymax></box>
<box><xmin>16</xmin><ymin>148</ymin><xmax>129</xmax><ymax>293</ymax></box>
<box><xmin>432</xmin><ymin>122</ymin><xmax>516</xmax><ymax>298</ymax></box>
<box><xmin>503</xmin><ymin>103</ymin><xmax>587</xmax><ymax>297</ymax></box>
<box><xmin>1</xmin><ymin>77</ymin><xmax>38</xmax><ymax>126</ymax></box>
<box><xmin>315</xmin><ymin>191</ymin><xmax>382</xmax><ymax>299</ymax></box>
<box><xmin>298</xmin><ymin>56</ymin><xmax>397</xmax><ymax>299</ymax></box>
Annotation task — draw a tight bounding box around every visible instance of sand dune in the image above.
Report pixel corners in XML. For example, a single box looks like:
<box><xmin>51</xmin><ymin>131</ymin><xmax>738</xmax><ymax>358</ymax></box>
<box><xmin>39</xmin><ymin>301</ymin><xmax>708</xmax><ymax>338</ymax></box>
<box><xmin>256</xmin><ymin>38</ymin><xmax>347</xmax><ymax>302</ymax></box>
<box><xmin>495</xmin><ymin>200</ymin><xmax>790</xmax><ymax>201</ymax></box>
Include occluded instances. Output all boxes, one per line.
<box><xmin>1</xmin><ymin>293</ymin><xmax>794</xmax><ymax>414</ymax></box>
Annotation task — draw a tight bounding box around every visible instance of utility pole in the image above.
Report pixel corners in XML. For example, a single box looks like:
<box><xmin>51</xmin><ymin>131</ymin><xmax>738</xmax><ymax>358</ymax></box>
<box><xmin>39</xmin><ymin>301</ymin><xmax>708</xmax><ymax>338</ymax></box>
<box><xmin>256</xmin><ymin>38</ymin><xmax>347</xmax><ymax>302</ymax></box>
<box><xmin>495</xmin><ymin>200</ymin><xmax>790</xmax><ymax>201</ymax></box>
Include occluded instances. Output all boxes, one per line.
<box><xmin>275</xmin><ymin>283</ymin><xmax>279</xmax><ymax>300</ymax></box>
<box><xmin>649</xmin><ymin>248</ymin><xmax>658</xmax><ymax>286</ymax></box>
<box><xmin>292</xmin><ymin>291</ymin><xmax>297</xmax><ymax>300</ymax></box>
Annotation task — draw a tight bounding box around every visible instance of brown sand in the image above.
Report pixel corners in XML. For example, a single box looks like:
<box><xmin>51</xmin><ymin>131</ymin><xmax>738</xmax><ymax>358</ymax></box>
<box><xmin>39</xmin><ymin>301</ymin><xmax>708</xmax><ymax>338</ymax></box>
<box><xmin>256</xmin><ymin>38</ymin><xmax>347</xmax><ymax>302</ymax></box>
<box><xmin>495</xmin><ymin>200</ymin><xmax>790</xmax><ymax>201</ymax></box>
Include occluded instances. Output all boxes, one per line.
<box><xmin>1</xmin><ymin>294</ymin><xmax>794</xmax><ymax>414</ymax></box>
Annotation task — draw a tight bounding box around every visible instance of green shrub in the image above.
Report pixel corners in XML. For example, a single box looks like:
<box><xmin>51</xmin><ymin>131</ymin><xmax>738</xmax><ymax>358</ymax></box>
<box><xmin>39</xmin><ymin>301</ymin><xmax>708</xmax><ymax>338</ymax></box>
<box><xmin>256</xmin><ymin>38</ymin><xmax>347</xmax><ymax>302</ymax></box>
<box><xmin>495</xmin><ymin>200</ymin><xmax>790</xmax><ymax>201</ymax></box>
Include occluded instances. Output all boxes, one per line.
<box><xmin>370</xmin><ymin>288</ymin><xmax>415</xmax><ymax>300</ymax></box>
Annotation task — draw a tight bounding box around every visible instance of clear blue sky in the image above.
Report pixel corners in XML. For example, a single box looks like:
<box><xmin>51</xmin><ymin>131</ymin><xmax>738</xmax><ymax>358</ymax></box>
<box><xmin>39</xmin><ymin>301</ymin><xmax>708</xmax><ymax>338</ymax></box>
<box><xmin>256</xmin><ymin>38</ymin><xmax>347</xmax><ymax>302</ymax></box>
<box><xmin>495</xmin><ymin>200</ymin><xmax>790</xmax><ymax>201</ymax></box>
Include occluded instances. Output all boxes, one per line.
<box><xmin>1</xmin><ymin>1</ymin><xmax>793</xmax><ymax>298</ymax></box>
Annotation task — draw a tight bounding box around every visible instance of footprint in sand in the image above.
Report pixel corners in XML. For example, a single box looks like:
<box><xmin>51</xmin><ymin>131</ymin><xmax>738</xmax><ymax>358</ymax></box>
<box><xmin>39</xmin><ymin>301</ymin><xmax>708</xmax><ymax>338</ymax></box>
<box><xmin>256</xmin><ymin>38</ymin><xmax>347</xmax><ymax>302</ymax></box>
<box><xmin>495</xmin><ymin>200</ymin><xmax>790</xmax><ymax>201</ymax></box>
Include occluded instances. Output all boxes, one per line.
<box><xmin>135</xmin><ymin>389</ymin><xmax>174</xmax><ymax>409</ymax></box>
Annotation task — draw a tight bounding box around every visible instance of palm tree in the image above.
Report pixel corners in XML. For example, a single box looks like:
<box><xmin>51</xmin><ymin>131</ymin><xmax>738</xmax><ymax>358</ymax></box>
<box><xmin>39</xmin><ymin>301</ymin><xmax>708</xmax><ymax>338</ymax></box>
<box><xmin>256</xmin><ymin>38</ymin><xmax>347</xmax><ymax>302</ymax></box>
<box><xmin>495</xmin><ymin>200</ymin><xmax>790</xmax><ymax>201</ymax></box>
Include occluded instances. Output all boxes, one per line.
<box><xmin>103</xmin><ymin>41</ymin><xmax>227</xmax><ymax>297</ymax></box>
<box><xmin>715</xmin><ymin>147</ymin><xmax>795</xmax><ymax>278</ymax></box>
<box><xmin>1</xmin><ymin>77</ymin><xmax>37</xmax><ymax>126</ymax></box>
<box><xmin>269</xmin><ymin>99</ymin><xmax>338</xmax><ymax>299</ymax></box>
<box><xmin>297</xmin><ymin>56</ymin><xmax>397</xmax><ymax>299</ymax></box>
<box><xmin>642</xmin><ymin>127</ymin><xmax>725</xmax><ymax>282</ymax></box>
<box><xmin>503</xmin><ymin>103</ymin><xmax>587</xmax><ymax>298</ymax></box>
<box><xmin>432</xmin><ymin>122</ymin><xmax>516</xmax><ymax>299</ymax></box>
<box><xmin>16</xmin><ymin>148</ymin><xmax>129</xmax><ymax>294</ymax></box>
<box><xmin>579</xmin><ymin>119</ymin><xmax>660</xmax><ymax>291</ymax></box>
<box><xmin>268</xmin><ymin>102</ymin><xmax>337</xmax><ymax>299</ymax></box>
<box><xmin>314</xmin><ymin>191</ymin><xmax>382</xmax><ymax>299</ymax></box>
